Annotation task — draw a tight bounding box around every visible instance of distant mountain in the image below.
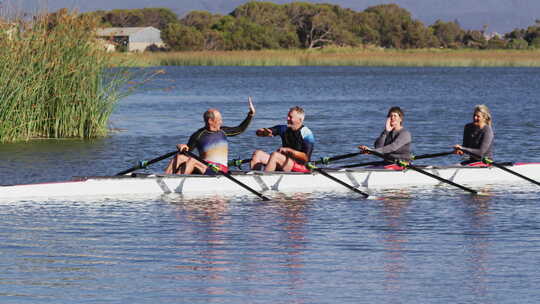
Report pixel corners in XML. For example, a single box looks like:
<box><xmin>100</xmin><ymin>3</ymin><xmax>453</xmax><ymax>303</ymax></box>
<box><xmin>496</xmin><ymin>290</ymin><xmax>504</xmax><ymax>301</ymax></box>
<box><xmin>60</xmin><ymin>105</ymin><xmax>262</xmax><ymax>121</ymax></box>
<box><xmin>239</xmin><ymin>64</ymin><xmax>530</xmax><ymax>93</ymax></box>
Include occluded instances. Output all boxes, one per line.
<box><xmin>15</xmin><ymin>0</ymin><xmax>540</xmax><ymax>34</ymax></box>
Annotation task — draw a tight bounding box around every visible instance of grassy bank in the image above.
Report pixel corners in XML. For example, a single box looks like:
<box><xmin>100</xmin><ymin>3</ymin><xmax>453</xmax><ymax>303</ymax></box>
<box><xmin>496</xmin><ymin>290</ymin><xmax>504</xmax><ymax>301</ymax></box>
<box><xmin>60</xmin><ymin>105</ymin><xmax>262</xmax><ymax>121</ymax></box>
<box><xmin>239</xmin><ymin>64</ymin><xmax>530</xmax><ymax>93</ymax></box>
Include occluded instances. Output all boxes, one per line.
<box><xmin>0</xmin><ymin>11</ymin><xmax>130</xmax><ymax>143</ymax></box>
<box><xmin>109</xmin><ymin>48</ymin><xmax>540</xmax><ymax>67</ymax></box>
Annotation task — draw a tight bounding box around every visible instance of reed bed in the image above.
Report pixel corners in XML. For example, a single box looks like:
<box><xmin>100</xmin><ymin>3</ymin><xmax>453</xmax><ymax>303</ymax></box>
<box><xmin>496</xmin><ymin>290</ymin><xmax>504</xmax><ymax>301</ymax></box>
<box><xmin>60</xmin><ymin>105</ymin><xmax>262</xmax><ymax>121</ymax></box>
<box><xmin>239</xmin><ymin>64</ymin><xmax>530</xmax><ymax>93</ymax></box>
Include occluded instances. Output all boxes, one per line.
<box><xmin>0</xmin><ymin>11</ymin><xmax>130</xmax><ymax>143</ymax></box>
<box><xmin>110</xmin><ymin>48</ymin><xmax>540</xmax><ymax>67</ymax></box>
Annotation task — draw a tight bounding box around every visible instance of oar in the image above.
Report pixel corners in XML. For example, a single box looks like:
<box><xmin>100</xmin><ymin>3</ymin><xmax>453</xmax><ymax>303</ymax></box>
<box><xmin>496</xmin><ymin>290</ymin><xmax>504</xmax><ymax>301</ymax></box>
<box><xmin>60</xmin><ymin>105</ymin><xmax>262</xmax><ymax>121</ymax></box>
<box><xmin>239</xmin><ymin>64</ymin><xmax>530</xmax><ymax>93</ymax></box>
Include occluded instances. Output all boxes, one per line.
<box><xmin>342</xmin><ymin>151</ymin><xmax>455</xmax><ymax>169</ymax></box>
<box><xmin>311</xmin><ymin>152</ymin><xmax>362</xmax><ymax>165</ymax></box>
<box><xmin>365</xmin><ymin>149</ymin><xmax>480</xmax><ymax>195</ymax></box>
<box><xmin>307</xmin><ymin>163</ymin><xmax>371</xmax><ymax>198</ymax></box>
<box><xmin>459</xmin><ymin>149</ymin><xmax>540</xmax><ymax>187</ymax></box>
<box><xmin>340</xmin><ymin>161</ymin><xmax>386</xmax><ymax>169</ymax></box>
<box><xmin>184</xmin><ymin>151</ymin><xmax>271</xmax><ymax>201</ymax></box>
<box><xmin>116</xmin><ymin>151</ymin><xmax>177</xmax><ymax>176</ymax></box>
<box><xmin>412</xmin><ymin>151</ymin><xmax>454</xmax><ymax>160</ymax></box>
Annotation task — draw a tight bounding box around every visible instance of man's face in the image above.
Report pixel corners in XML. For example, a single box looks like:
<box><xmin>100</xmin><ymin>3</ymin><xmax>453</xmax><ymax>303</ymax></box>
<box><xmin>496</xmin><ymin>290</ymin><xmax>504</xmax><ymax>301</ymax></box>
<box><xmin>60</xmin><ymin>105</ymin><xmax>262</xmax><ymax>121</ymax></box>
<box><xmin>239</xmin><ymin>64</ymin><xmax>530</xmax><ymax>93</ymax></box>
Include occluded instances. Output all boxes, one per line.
<box><xmin>209</xmin><ymin>111</ymin><xmax>223</xmax><ymax>129</ymax></box>
<box><xmin>287</xmin><ymin>110</ymin><xmax>302</xmax><ymax>130</ymax></box>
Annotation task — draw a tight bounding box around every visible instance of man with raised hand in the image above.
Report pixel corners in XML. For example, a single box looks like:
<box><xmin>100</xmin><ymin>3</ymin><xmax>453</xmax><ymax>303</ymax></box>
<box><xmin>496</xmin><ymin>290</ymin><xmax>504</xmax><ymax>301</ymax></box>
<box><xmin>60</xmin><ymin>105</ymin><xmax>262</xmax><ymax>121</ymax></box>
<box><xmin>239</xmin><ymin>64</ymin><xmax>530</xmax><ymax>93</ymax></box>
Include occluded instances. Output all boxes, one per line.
<box><xmin>165</xmin><ymin>97</ymin><xmax>255</xmax><ymax>175</ymax></box>
<box><xmin>250</xmin><ymin>106</ymin><xmax>315</xmax><ymax>172</ymax></box>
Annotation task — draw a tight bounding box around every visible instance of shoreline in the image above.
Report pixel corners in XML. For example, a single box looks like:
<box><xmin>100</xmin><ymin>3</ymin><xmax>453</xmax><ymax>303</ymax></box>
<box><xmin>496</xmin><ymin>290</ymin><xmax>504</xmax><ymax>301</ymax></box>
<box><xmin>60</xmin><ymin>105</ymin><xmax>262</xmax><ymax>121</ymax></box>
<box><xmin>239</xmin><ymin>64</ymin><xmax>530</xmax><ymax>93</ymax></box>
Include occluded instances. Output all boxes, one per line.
<box><xmin>108</xmin><ymin>48</ymin><xmax>540</xmax><ymax>67</ymax></box>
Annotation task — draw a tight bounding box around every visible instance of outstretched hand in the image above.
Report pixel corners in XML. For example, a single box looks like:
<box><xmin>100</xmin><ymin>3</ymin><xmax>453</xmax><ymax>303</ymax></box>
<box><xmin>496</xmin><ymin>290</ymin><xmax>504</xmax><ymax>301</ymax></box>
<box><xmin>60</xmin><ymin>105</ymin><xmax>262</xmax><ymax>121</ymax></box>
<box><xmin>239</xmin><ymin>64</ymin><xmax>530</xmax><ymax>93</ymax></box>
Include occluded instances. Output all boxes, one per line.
<box><xmin>256</xmin><ymin>128</ymin><xmax>273</xmax><ymax>137</ymax></box>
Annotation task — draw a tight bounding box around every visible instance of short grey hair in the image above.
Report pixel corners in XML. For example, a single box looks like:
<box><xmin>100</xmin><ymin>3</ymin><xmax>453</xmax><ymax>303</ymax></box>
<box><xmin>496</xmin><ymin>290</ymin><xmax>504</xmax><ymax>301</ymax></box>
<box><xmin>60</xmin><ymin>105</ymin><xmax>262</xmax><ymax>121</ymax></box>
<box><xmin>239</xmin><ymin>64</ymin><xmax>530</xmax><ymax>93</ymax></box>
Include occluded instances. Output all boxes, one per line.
<box><xmin>289</xmin><ymin>106</ymin><xmax>305</xmax><ymax>120</ymax></box>
<box><xmin>203</xmin><ymin>109</ymin><xmax>217</xmax><ymax>123</ymax></box>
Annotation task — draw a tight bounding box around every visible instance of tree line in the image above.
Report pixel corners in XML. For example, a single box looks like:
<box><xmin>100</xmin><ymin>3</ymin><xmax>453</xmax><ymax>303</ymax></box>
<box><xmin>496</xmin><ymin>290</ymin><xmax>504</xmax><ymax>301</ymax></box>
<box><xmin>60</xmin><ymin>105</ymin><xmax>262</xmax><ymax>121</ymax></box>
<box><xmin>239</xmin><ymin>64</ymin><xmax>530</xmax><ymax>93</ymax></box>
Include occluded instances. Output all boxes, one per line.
<box><xmin>84</xmin><ymin>2</ymin><xmax>540</xmax><ymax>51</ymax></box>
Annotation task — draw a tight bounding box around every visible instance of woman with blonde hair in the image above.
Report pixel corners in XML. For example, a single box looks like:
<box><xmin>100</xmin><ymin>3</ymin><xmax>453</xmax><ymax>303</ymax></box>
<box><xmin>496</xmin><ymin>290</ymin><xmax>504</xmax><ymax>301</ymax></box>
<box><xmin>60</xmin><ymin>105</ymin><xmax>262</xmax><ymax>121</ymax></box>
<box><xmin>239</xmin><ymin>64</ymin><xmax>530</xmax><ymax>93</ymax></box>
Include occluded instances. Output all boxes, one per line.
<box><xmin>454</xmin><ymin>104</ymin><xmax>494</xmax><ymax>165</ymax></box>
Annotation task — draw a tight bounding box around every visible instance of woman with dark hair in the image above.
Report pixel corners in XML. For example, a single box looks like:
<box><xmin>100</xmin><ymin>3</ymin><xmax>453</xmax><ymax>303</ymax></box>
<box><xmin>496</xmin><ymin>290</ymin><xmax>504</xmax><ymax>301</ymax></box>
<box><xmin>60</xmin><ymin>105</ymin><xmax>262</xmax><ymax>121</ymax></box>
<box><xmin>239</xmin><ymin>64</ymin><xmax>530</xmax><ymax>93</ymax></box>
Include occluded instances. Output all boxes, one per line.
<box><xmin>358</xmin><ymin>106</ymin><xmax>412</xmax><ymax>168</ymax></box>
<box><xmin>453</xmin><ymin>104</ymin><xmax>494</xmax><ymax>166</ymax></box>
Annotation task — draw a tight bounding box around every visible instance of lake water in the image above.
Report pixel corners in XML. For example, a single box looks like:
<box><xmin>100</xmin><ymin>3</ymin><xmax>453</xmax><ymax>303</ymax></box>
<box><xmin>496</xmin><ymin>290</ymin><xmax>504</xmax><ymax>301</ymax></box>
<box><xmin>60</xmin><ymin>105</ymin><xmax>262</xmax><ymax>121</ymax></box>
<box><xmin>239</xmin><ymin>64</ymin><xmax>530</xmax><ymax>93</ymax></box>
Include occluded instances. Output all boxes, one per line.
<box><xmin>1</xmin><ymin>67</ymin><xmax>539</xmax><ymax>303</ymax></box>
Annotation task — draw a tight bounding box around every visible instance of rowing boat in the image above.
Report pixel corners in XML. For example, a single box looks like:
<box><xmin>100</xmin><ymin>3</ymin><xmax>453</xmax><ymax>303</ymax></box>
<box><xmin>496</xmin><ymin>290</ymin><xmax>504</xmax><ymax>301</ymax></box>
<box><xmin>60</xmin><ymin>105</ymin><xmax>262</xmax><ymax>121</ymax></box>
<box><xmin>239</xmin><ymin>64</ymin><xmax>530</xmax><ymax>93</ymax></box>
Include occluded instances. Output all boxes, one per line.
<box><xmin>1</xmin><ymin>163</ymin><xmax>539</xmax><ymax>200</ymax></box>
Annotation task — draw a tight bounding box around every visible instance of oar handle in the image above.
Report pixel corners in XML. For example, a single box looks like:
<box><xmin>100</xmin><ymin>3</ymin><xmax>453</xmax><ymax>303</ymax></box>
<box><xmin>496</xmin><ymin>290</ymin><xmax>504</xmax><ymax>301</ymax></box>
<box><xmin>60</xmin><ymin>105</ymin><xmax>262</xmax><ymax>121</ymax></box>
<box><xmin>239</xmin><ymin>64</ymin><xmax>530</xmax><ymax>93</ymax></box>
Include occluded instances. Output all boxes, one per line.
<box><xmin>184</xmin><ymin>151</ymin><xmax>271</xmax><ymax>201</ymax></box>
<box><xmin>364</xmin><ymin>149</ymin><xmax>410</xmax><ymax>167</ymax></box>
<box><xmin>116</xmin><ymin>150</ymin><xmax>177</xmax><ymax>176</ymax></box>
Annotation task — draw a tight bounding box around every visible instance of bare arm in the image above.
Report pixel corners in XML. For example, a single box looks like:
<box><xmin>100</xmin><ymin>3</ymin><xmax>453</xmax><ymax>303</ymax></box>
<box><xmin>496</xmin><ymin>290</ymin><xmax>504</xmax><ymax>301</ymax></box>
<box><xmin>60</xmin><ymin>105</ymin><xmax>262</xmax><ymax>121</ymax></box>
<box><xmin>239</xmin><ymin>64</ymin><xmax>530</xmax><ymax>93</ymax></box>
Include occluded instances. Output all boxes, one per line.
<box><xmin>221</xmin><ymin>97</ymin><xmax>255</xmax><ymax>136</ymax></box>
<box><xmin>278</xmin><ymin>147</ymin><xmax>308</xmax><ymax>163</ymax></box>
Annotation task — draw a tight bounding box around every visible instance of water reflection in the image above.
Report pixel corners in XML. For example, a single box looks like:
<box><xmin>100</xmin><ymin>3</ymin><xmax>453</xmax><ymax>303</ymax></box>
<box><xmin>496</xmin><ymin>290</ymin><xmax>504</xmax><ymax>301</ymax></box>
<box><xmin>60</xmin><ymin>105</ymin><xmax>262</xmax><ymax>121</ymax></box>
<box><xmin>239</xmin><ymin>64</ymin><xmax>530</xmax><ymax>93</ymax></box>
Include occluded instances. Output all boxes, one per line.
<box><xmin>376</xmin><ymin>190</ymin><xmax>413</xmax><ymax>292</ymax></box>
<box><xmin>164</xmin><ymin>193</ymin><xmax>313</xmax><ymax>298</ymax></box>
<box><xmin>274</xmin><ymin>193</ymin><xmax>310</xmax><ymax>266</ymax></box>
<box><xmin>166</xmin><ymin>195</ymin><xmax>230</xmax><ymax>222</ymax></box>
<box><xmin>261</xmin><ymin>193</ymin><xmax>312</xmax><ymax>294</ymax></box>
<box><xmin>463</xmin><ymin>191</ymin><xmax>493</xmax><ymax>301</ymax></box>
<box><xmin>167</xmin><ymin>196</ymin><xmax>232</xmax><ymax>297</ymax></box>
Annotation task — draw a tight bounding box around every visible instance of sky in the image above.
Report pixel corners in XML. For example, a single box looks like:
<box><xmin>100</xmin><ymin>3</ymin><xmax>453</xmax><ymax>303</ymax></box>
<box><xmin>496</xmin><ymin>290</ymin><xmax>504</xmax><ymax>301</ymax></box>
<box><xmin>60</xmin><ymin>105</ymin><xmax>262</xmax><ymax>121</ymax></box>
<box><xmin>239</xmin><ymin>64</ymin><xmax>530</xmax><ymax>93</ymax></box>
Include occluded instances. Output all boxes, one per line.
<box><xmin>9</xmin><ymin>0</ymin><xmax>540</xmax><ymax>34</ymax></box>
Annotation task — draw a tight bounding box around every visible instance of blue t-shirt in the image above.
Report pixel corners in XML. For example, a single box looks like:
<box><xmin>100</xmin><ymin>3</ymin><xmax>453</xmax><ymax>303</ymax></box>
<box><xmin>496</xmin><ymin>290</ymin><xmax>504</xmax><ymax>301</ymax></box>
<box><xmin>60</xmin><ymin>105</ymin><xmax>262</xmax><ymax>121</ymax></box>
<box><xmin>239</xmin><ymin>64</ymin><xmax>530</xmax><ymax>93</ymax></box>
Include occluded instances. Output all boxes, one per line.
<box><xmin>269</xmin><ymin>125</ymin><xmax>315</xmax><ymax>161</ymax></box>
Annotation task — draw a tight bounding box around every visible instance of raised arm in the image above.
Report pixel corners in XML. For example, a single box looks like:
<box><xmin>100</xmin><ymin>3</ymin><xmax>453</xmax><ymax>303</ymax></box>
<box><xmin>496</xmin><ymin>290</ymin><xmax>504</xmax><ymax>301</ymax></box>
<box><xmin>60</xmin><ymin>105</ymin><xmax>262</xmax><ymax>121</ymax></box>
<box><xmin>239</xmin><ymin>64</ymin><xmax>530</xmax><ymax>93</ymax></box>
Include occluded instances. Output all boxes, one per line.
<box><xmin>221</xmin><ymin>97</ymin><xmax>255</xmax><ymax>136</ymax></box>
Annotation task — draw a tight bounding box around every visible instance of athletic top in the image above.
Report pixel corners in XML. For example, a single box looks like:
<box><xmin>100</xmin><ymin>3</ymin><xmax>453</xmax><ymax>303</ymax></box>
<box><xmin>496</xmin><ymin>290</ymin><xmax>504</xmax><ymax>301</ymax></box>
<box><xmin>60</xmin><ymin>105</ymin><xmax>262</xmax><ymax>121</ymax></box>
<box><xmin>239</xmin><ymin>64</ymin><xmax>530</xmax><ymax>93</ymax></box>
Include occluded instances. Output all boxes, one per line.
<box><xmin>187</xmin><ymin>113</ymin><xmax>253</xmax><ymax>165</ymax></box>
<box><xmin>373</xmin><ymin>128</ymin><xmax>412</xmax><ymax>161</ymax></box>
<box><xmin>269</xmin><ymin>125</ymin><xmax>315</xmax><ymax>162</ymax></box>
<box><xmin>461</xmin><ymin>123</ymin><xmax>494</xmax><ymax>160</ymax></box>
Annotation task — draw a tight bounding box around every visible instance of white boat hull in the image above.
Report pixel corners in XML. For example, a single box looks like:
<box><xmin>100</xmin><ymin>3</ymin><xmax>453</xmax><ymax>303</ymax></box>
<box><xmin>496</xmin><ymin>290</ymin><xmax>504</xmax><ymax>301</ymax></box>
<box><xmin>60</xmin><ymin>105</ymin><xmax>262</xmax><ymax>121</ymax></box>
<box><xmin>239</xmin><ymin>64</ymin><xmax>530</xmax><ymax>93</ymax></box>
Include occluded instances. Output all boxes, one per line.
<box><xmin>1</xmin><ymin>164</ymin><xmax>539</xmax><ymax>200</ymax></box>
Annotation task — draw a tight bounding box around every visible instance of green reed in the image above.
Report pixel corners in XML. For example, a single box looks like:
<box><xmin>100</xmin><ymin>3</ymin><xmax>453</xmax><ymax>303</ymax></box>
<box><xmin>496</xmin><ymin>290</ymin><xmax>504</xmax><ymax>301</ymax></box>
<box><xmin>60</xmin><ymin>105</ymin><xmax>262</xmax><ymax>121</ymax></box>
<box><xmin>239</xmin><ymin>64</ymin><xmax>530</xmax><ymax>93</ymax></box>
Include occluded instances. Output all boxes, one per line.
<box><xmin>111</xmin><ymin>48</ymin><xmax>540</xmax><ymax>67</ymax></box>
<box><xmin>0</xmin><ymin>11</ymin><xmax>130</xmax><ymax>142</ymax></box>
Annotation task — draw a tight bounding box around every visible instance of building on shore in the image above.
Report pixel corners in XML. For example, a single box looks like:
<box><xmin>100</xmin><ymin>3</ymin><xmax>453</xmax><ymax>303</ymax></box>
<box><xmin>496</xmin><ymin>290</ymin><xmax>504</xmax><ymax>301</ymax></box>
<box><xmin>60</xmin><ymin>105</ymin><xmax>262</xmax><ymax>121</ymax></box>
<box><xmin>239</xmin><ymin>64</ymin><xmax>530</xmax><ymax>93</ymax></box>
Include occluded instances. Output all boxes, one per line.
<box><xmin>96</xmin><ymin>27</ymin><xmax>165</xmax><ymax>52</ymax></box>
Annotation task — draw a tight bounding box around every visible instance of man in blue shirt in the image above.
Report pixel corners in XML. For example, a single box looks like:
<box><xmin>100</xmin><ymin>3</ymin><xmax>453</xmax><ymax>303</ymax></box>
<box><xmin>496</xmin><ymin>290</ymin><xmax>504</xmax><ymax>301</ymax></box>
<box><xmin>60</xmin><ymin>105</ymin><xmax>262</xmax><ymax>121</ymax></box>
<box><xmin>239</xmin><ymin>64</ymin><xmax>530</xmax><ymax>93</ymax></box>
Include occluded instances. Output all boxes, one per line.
<box><xmin>250</xmin><ymin>106</ymin><xmax>315</xmax><ymax>172</ymax></box>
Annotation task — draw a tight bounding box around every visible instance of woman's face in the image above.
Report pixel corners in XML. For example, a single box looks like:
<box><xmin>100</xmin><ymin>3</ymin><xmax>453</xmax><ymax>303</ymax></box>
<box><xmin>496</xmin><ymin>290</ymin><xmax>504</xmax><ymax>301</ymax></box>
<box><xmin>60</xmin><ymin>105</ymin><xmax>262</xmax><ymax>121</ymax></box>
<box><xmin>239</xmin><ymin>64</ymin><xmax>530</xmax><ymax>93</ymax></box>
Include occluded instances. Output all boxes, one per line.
<box><xmin>389</xmin><ymin>111</ymin><xmax>402</xmax><ymax>127</ymax></box>
<box><xmin>473</xmin><ymin>111</ymin><xmax>484</xmax><ymax>126</ymax></box>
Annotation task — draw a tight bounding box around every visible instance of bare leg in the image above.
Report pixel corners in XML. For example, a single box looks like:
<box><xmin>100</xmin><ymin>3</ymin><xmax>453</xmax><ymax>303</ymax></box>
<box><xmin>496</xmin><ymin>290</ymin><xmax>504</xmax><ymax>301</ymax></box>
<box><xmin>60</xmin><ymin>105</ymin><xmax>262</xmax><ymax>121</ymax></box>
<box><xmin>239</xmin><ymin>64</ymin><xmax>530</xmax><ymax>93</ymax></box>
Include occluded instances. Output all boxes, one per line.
<box><xmin>250</xmin><ymin>150</ymin><xmax>270</xmax><ymax>170</ymax></box>
<box><xmin>165</xmin><ymin>154</ymin><xmax>190</xmax><ymax>174</ymax></box>
<box><xmin>265</xmin><ymin>152</ymin><xmax>295</xmax><ymax>172</ymax></box>
<box><xmin>184</xmin><ymin>157</ymin><xmax>208</xmax><ymax>174</ymax></box>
